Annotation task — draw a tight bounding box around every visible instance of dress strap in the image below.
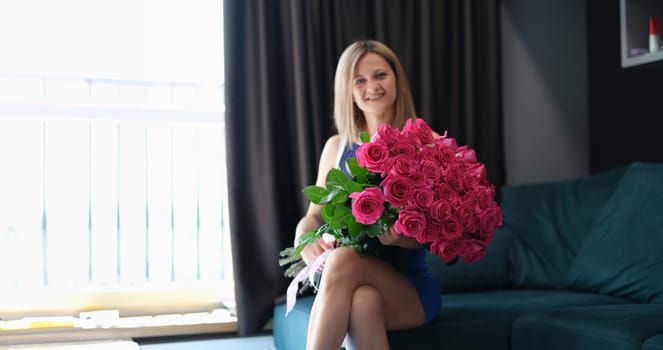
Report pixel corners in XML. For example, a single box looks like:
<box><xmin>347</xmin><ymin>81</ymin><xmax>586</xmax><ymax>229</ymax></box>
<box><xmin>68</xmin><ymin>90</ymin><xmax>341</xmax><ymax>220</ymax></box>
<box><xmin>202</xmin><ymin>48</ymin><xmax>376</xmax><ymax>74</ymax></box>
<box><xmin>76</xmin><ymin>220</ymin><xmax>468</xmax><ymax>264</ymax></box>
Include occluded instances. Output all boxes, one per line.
<box><xmin>335</xmin><ymin>135</ymin><xmax>347</xmax><ymax>171</ymax></box>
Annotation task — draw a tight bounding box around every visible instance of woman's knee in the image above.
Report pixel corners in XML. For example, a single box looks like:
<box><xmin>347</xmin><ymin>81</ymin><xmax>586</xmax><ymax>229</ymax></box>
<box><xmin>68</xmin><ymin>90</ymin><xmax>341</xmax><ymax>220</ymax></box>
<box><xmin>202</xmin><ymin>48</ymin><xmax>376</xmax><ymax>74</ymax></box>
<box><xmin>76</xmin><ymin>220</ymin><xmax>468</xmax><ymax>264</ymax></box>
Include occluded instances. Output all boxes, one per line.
<box><xmin>351</xmin><ymin>285</ymin><xmax>383</xmax><ymax>318</ymax></box>
<box><xmin>320</xmin><ymin>247</ymin><xmax>361</xmax><ymax>286</ymax></box>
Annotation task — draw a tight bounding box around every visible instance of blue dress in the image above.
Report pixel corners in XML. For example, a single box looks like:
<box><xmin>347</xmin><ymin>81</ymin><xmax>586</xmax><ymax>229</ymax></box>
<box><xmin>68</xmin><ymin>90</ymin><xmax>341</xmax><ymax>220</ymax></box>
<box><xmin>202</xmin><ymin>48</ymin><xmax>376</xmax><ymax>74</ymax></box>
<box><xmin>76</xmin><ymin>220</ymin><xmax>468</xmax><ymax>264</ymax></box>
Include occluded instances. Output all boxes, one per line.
<box><xmin>338</xmin><ymin>142</ymin><xmax>441</xmax><ymax>324</ymax></box>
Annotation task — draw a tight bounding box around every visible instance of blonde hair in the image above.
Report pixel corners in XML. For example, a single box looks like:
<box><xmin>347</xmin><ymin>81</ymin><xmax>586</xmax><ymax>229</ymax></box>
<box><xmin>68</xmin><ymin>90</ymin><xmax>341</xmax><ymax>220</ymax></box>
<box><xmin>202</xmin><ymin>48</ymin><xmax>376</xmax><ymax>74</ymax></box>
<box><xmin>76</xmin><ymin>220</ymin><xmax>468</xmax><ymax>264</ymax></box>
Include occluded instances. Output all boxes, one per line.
<box><xmin>333</xmin><ymin>40</ymin><xmax>417</xmax><ymax>146</ymax></box>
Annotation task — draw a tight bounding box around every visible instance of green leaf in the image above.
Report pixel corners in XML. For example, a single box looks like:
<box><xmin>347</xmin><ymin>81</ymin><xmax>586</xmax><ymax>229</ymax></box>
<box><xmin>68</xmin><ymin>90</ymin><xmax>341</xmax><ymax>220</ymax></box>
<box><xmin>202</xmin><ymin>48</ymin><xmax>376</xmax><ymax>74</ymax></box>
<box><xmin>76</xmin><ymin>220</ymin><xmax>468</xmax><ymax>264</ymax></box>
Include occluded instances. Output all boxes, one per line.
<box><xmin>359</xmin><ymin>131</ymin><xmax>371</xmax><ymax>143</ymax></box>
<box><xmin>329</xmin><ymin>205</ymin><xmax>352</xmax><ymax>230</ymax></box>
<box><xmin>346</xmin><ymin>181</ymin><xmax>366</xmax><ymax>194</ymax></box>
<box><xmin>332</xmin><ymin>191</ymin><xmax>349</xmax><ymax>204</ymax></box>
<box><xmin>347</xmin><ymin>216</ymin><xmax>361</xmax><ymax>239</ymax></box>
<box><xmin>303</xmin><ymin>185</ymin><xmax>329</xmax><ymax>204</ymax></box>
<box><xmin>315</xmin><ymin>223</ymin><xmax>332</xmax><ymax>236</ymax></box>
<box><xmin>330</xmin><ymin>228</ymin><xmax>344</xmax><ymax>238</ymax></box>
<box><xmin>296</xmin><ymin>230</ymin><xmax>317</xmax><ymax>246</ymax></box>
<box><xmin>319</xmin><ymin>187</ymin><xmax>339</xmax><ymax>205</ymax></box>
<box><xmin>350</xmin><ymin>229</ymin><xmax>368</xmax><ymax>245</ymax></box>
<box><xmin>347</xmin><ymin>157</ymin><xmax>367</xmax><ymax>183</ymax></box>
<box><xmin>366</xmin><ymin>217</ymin><xmax>386</xmax><ymax>238</ymax></box>
<box><xmin>326</xmin><ymin>168</ymin><xmax>349</xmax><ymax>189</ymax></box>
<box><xmin>292</xmin><ymin>230</ymin><xmax>320</xmax><ymax>256</ymax></box>
<box><xmin>319</xmin><ymin>187</ymin><xmax>349</xmax><ymax>205</ymax></box>
<box><xmin>321</xmin><ymin>204</ymin><xmax>335</xmax><ymax>223</ymax></box>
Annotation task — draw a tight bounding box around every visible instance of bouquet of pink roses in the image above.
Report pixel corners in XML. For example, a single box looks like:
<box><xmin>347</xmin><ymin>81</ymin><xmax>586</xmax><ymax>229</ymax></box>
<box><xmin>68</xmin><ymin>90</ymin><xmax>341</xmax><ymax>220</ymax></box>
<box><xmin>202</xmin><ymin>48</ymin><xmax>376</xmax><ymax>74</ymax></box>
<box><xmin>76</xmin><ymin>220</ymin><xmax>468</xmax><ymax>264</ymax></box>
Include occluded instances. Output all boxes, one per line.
<box><xmin>279</xmin><ymin>118</ymin><xmax>502</xmax><ymax>313</ymax></box>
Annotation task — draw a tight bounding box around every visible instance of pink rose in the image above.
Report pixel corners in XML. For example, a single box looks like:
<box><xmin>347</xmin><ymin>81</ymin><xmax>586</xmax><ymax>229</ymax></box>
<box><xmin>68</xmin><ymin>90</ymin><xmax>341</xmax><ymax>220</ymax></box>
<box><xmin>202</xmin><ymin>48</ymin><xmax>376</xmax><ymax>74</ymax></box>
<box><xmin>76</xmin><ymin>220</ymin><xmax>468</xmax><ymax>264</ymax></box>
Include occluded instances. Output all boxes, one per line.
<box><xmin>462</xmin><ymin>174</ymin><xmax>480</xmax><ymax>192</ymax></box>
<box><xmin>394</xmin><ymin>209</ymin><xmax>427</xmax><ymax>238</ymax></box>
<box><xmin>456</xmin><ymin>146</ymin><xmax>477</xmax><ymax>163</ymax></box>
<box><xmin>462</xmin><ymin>194</ymin><xmax>481</xmax><ymax>213</ymax></box>
<box><xmin>431</xmin><ymin>238</ymin><xmax>468</xmax><ymax>263</ymax></box>
<box><xmin>441</xmin><ymin>216</ymin><xmax>463</xmax><ymax>241</ymax></box>
<box><xmin>389</xmin><ymin>139</ymin><xmax>417</xmax><ymax>158</ymax></box>
<box><xmin>429</xmin><ymin>199</ymin><xmax>452</xmax><ymax>223</ymax></box>
<box><xmin>443</xmin><ymin>163</ymin><xmax>465</xmax><ymax>189</ymax></box>
<box><xmin>416</xmin><ymin>223</ymin><xmax>442</xmax><ymax>244</ymax></box>
<box><xmin>411</xmin><ymin>187</ymin><xmax>434</xmax><ymax>210</ymax></box>
<box><xmin>402</xmin><ymin>118</ymin><xmax>435</xmax><ymax>147</ymax></box>
<box><xmin>413</xmin><ymin>118</ymin><xmax>435</xmax><ymax>145</ymax></box>
<box><xmin>478</xmin><ymin>206</ymin><xmax>502</xmax><ymax>237</ymax></box>
<box><xmin>419</xmin><ymin>145</ymin><xmax>437</xmax><ymax>162</ymax></box>
<box><xmin>356</xmin><ymin>141</ymin><xmax>390</xmax><ymax>173</ymax></box>
<box><xmin>466</xmin><ymin>162</ymin><xmax>488</xmax><ymax>183</ymax></box>
<box><xmin>434</xmin><ymin>134</ymin><xmax>458</xmax><ymax>150</ymax></box>
<box><xmin>457</xmin><ymin>206</ymin><xmax>478</xmax><ymax>233</ymax></box>
<box><xmin>477</xmin><ymin>186</ymin><xmax>496</xmax><ymax>209</ymax></box>
<box><xmin>475</xmin><ymin>227</ymin><xmax>495</xmax><ymax>245</ymax></box>
<box><xmin>401</xmin><ymin>118</ymin><xmax>417</xmax><ymax>141</ymax></box>
<box><xmin>460</xmin><ymin>240</ymin><xmax>487</xmax><ymax>263</ymax></box>
<box><xmin>348</xmin><ymin>187</ymin><xmax>385</xmax><ymax>225</ymax></box>
<box><xmin>433</xmin><ymin>183</ymin><xmax>460</xmax><ymax>204</ymax></box>
<box><xmin>373</xmin><ymin>124</ymin><xmax>400</xmax><ymax>147</ymax></box>
<box><xmin>426</xmin><ymin>142</ymin><xmax>456</xmax><ymax>167</ymax></box>
<box><xmin>409</xmin><ymin>171</ymin><xmax>427</xmax><ymax>187</ymax></box>
<box><xmin>390</xmin><ymin>155</ymin><xmax>418</xmax><ymax>177</ymax></box>
<box><xmin>380</xmin><ymin>175</ymin><xmax>415</xmax><ymax>208</ymax></box>
<box><xmin>419</xmin><ymin>160</ymin><xmax>442</xmax><ymax>183</ymax></box>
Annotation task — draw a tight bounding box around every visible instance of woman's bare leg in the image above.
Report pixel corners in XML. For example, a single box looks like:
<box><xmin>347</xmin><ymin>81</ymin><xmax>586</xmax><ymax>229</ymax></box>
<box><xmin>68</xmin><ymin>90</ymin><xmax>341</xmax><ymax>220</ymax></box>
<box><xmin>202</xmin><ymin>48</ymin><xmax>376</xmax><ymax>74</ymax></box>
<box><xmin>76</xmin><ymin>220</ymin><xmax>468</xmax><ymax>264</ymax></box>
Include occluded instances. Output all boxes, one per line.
<box><xmin>305</xmin><ymin>248</ymin><xmax>357</xmax><ymax>350</ymax></box>
<box><xmin>305</xmin><ymin>247</ymin><xmax>425</xmax><ymax>350</ymax></box>
<box><xmin>347</xmin><ymin>285</ymin><xmax>388</xmax><ymax>350</ymax></box>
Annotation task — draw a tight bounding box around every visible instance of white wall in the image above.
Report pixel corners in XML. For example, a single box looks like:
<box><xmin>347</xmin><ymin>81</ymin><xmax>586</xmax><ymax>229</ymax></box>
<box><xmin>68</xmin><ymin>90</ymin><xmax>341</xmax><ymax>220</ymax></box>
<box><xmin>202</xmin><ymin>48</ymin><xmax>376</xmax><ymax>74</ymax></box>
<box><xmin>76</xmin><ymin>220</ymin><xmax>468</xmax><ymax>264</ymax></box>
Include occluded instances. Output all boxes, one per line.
<box><xmin>501</xmin><ymin>0</ymin><xmax>589</xmax><ymax>184</ymax></box>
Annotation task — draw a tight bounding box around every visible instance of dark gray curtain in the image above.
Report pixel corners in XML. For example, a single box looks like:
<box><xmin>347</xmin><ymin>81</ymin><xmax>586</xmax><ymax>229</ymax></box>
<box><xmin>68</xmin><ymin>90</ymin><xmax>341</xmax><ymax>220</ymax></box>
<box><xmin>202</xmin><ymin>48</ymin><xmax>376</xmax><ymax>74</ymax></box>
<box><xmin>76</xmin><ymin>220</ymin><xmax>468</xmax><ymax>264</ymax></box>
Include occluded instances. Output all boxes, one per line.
<box><xmin>223</xmin><ymin>0</ymin><xmax>504</xmax><ymax>335</ymax></box>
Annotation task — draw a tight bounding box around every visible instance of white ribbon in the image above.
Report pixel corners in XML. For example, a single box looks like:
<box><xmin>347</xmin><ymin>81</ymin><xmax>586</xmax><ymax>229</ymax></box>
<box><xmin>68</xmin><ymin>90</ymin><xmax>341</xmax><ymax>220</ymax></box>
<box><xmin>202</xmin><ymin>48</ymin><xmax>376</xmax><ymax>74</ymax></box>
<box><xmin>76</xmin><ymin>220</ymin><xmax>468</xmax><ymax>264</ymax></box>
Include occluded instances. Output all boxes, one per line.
<box><xmin>285</xmin><ymin>241</ymin><xmax>335</xmax><ymax>316</ymax></box>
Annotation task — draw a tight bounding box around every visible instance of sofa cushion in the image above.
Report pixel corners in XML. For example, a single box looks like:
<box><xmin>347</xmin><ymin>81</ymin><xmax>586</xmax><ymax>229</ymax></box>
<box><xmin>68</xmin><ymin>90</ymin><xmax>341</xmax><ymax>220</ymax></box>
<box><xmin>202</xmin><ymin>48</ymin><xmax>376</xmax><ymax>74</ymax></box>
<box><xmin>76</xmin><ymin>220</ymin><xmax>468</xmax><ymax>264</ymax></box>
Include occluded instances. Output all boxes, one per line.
<box><xmin>566</xmin><ymin>162</ymin><xmax>663</xmax><ymax>303</ymax></box>
<box><xmin>439</xmin><ymin>289</ymin><xmax>631</xmax><ymax>316</ymax></box>
<box><xmin>273</xmin><ymin>290</ymin><xmax>632</xmax><ymax>350</ymax></box>
<box><xmin>388</xmin><ymin>311</ymin><xmax>514</xmax><ymax>350</ymax></box>
<box><xmin>273</xmin><ymin>295</ymin><xmax>314</xmax><ymax>350</ymax></box>
<box><xmin>644</xmin><ymin>335</ymin><xmax>663</xmax><ymax>350</ymax></box>
<box><xmin>429</xmin><ymin>165</ymin><xmax>627</xmax><ymax>293</ymax></box>
<box><xmin>391</xmin><ymin>290</ymin><xmax>630</xmax><ymax>350</ymax></box>
<box><xmin>505</xmin><ymin>165</ymin><xmax>629</xmax><ymax>290</ymax></box>
<box><xmin>512</xmin><ymin>304</ymin><xmax>663</xmax><ymax>350</ymax></box>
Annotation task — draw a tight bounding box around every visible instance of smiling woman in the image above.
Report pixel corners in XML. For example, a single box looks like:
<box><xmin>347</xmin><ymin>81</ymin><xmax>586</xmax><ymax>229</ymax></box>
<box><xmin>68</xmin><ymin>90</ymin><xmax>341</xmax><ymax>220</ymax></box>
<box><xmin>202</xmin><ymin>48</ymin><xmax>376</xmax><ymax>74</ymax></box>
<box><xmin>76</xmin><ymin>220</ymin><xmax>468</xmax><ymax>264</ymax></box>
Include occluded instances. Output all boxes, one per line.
<box><xmin>0</xmin><ymin>0</ymin><xmax>231</xmax><ymax>343</ymax></box>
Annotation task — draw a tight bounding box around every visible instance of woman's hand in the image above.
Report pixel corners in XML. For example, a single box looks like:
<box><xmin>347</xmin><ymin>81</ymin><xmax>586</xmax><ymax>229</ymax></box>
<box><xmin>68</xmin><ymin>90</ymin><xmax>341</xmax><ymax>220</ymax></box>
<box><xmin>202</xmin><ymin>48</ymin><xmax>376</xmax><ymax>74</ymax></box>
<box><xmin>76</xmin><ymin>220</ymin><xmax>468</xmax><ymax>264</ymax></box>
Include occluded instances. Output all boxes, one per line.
<box><xmin>378</xmin><ymin>226</ymin><xmax>421</xmax><ymax>249</ymax></box>
<box><xmin>300</xmin><ymin>234</ymin><xmax>336</xmax><ymax>266</ymax></box>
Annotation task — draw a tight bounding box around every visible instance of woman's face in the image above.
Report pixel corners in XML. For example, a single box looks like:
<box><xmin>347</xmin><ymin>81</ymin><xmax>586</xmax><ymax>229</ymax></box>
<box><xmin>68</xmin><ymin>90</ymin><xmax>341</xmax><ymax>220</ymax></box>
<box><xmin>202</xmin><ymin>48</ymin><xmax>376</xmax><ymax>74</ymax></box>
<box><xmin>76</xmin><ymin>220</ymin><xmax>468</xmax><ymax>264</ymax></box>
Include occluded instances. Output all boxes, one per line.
<box><xmin>352</xmin><ymin>52</ymin><xmax>397</xmax><ymax>119</ymax></box>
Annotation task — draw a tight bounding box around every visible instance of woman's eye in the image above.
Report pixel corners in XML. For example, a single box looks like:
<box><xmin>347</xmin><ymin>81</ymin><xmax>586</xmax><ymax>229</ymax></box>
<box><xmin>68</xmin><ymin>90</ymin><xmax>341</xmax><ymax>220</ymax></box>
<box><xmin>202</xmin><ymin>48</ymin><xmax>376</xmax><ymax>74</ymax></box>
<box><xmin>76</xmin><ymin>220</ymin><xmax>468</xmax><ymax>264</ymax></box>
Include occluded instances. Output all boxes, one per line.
<box><xmin>375</xmin><ymin>72</ymin><xmax>387</xmax><ymax>79</ymax></box>
<box><xmin>354</xmin><ymin>78</ymin><xmax>366</xmax><ymax>85</ymax></box>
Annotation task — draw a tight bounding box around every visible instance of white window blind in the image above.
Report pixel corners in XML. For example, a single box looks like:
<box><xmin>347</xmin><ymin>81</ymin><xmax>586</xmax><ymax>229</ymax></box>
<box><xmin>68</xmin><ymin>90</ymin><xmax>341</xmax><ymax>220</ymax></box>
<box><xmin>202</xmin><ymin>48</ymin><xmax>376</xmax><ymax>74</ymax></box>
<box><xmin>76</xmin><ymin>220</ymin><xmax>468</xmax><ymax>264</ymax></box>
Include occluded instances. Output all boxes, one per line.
<box><xmin>0</xmin><ymin>115</ymin><xmax>230</xmax><ymax>287</ymax></box>
<box><xmin>0</xmin><ymin>0</ymin><xmax>230</xmax><ymax>319</ymax></box>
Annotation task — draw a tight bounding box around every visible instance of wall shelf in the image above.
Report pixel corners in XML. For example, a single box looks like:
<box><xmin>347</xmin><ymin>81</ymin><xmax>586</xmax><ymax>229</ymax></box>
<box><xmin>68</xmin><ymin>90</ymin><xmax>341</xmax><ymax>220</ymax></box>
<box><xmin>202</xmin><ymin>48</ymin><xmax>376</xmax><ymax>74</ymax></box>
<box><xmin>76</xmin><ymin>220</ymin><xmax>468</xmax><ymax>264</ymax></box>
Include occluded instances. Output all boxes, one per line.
<box><xmin>620</xmin><ymin>0</ymin><xmax>663</xmax><ymax>68</ymax></box>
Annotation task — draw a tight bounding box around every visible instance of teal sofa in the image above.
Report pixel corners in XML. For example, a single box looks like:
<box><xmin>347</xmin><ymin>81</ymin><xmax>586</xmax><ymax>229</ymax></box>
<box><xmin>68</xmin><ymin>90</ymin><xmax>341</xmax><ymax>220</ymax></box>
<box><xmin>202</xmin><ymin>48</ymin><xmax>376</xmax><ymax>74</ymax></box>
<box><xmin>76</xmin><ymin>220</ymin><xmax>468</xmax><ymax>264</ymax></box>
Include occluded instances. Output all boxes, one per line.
<box><xmin>273</xmin><ymin>161</ymin><xmax>663</xmax><ymax>349</ymax></box>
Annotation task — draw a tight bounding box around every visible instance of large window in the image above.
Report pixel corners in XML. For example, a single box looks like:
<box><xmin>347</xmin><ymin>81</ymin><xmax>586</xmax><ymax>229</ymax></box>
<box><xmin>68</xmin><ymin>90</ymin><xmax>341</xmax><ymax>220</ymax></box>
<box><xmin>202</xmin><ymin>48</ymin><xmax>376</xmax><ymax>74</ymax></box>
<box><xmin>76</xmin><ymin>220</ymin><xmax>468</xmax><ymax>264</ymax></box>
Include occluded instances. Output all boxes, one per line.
<box><xmin>0</xmin><ymin>0</ymin><xmax>230</xmax><ymax>325</ymax></box>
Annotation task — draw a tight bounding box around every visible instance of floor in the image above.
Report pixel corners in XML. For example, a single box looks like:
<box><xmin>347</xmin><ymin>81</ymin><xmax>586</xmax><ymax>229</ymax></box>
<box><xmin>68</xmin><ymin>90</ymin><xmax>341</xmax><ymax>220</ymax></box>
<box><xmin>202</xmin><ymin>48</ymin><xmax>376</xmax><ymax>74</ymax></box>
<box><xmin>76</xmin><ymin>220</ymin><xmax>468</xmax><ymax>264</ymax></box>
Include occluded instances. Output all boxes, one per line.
<box><xmin>140</xmin><ymin>335</ymin><xmax>276</xmax><ymax>350</ymax></box>
<box><xmin>0</xmin><ymin>341</ymin><xmax>139</xmax><ymax>350</ymax></box>
<box><xmin>0</xmin><ymin>336</ymin><xmax>276</xmax><ymax>350</ymax></box>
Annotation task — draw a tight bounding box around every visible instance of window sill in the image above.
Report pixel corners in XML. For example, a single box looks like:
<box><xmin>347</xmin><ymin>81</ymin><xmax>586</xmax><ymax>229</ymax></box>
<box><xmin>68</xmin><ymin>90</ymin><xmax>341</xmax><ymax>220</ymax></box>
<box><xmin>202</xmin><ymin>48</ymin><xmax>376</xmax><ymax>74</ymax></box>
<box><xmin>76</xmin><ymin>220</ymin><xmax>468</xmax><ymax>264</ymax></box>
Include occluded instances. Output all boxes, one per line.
<box><xmin>0</xmin><ymin>281</ymin><xmax>235</xmax><ymax>320</ymax></box>
<box><xmin>0</xmin><ymin>321</ymin><xmax>238</xmax><ymax>346</ymax></box>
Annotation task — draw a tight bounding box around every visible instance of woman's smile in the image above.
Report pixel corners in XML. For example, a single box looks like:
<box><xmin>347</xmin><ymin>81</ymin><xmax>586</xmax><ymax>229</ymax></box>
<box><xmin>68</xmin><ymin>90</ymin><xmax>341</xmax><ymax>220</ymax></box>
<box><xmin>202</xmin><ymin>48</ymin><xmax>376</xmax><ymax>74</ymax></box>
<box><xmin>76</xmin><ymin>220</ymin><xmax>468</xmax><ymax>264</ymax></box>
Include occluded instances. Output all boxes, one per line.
<box><xmin>364</xmin><ymin>91</ymin><xmax>386</xmax><ymax>101</ymax></box>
